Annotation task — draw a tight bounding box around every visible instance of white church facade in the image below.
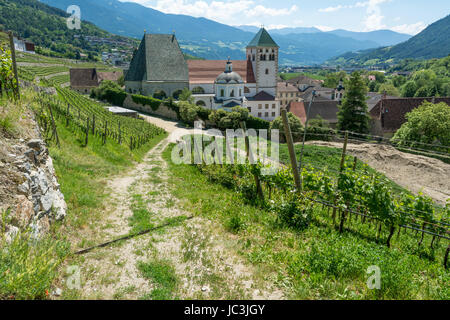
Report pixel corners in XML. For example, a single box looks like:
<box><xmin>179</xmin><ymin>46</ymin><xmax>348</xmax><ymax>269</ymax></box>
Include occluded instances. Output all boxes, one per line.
<box><xmin>125</xmin><ymin>28</ymin><xmax>280</xmax><ymax>121</ymax></box>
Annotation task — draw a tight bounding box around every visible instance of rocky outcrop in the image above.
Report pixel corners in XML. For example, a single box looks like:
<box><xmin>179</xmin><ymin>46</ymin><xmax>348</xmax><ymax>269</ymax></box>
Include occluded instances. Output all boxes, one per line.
<box><xmin>0</xmin><ymin>137</ymin><xmax>66</xmax><ymax>239</ymax></box>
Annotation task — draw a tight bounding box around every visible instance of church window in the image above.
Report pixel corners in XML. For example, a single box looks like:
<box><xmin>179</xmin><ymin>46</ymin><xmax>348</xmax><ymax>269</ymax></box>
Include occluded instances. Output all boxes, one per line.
<box><xmin>239</xmin><ymin>89</ymin><xmax>242</xmax><ymax>96</ymax></box>
<box><xmin>252</xmin><ymin>54</ymin><xmax>255</xmax><ymax>61</ymax></box>
<box><xmin>221</xmin><ymin>89</ymin><xmax>224</xmax><ymax>97</ymax></box>
<box><xmin>265</xmin><ymin>69</ymin><xmax>269</xmax><ymax>75</ymax></box>
<box><xmin>193</xmin><ymin>86</ymin><xmax>205</xmax><ymax>94</ymax></box>
<box><xmin>230</xmin><ymin>90</ymin><xmax>235</xmax><ymax>97</ymax></box>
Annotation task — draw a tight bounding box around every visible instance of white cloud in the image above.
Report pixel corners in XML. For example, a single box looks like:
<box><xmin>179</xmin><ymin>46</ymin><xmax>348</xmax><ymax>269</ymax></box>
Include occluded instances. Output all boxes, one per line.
<box><xmin>391</xmin><ymin>21</ymin><xmax>427</xmax><ymax>35</ymax></box>
<box><xmin>360</xmin><ymin>0</ymin><xmax>392</xmax><ymax>31</ymax></box>
<box><xmin>314</xmin><ymin>25</ymin><xmax>335</xmax><ymax>32</ymax></box>
<box><xmin>319</xmin><ymin>5</ymin><xmax>345</xmax><ymax>13</ymax></box>
<box><xmin>123</xmin><ymin>0</ymin><xmax>298</xmax><ymax>25</ymax></box>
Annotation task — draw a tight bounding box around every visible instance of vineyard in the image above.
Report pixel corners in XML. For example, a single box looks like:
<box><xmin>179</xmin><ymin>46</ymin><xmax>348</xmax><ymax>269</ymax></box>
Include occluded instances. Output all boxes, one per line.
<box><xmin>179</xmin><ymin>126</ymin><xmax>450</xmax><ymax>268</ymax></box>
<box><xmin>35</xmin><ymin>87</ymin><xmax>165</xmax><ymax>150</ymax></box>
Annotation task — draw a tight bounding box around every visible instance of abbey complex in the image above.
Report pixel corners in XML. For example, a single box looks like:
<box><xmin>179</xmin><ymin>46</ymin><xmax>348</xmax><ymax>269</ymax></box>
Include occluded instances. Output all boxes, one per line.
<box><xmin>124</xmin><ymin>28</ymin><xmax>281</xmax><ymax>121</ymax></box>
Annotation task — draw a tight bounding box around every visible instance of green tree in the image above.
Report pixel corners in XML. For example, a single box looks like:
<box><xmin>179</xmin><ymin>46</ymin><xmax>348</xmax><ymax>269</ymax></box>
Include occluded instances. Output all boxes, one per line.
<box><xmin>179</xmin><ymin>88</ymin><xmax>194</xmax><ymax>104</ymax></box>
<box><xmin>392</xmin><ymin>101</ymin><xmax>450</xmax><ymax>147</ymax></box>
<box><xmin>401</xmin><ymin>80</ymin><xmax>418</xmax><ymax>97</ymax></box>
<box><xmin>270</xmin><ymin>112</ymin><xmax>304</xmax><ymax>141</ymax></box>
<box><xmin>337</xmin><ymin>71</ymin><xmax>370</xmax><ymax>133</ymax></box>
<box><xmin>378</xmin><ymin>83</ymin><xmax>400</xmax><ymax>97</ymax></box>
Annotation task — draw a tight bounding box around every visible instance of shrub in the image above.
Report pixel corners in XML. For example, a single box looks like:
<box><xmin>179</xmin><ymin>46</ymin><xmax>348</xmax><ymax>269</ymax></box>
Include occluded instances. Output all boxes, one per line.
<box><xmin>273</xmin><ymin>193</ymin><xmax>313</xmax><ymax>230</ymax></box>
<box><xmin>132</xmin><ymin>94</ymin><xmax>162</xmax><ymax>111</ymax></box>
<box><xmin>270</xmin><ymin>112</ymin><xmax>304</xmax><ymax>141</ymax></box>
<box><xmin>178</xmin><ymin>101</ymin><xmax>200</xmax><ymax>124</ymax></box>
<box><xmin>245</xmin><ymin>115</ymin><xmax>270</xmax><ymax>130</ymax></box>
<box><xmin>91</xmin><ymin>81</ymin><xmax>127</xmax><ymax>106</ymax></box>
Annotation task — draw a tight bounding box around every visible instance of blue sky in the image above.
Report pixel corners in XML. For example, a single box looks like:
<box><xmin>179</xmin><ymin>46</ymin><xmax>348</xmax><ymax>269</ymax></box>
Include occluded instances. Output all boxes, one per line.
<box><xmin>121</xmin><ymin>0</ymin><xmax>450</xmax><ymax>35</ymax></box>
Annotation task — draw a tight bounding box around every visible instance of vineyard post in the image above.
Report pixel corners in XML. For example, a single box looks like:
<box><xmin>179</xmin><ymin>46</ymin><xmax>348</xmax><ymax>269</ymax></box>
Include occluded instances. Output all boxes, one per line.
<box><xmin>444</xmin><ymin>244</ymin><xmax>449</xmax><ymax>269</ymax></box>
<box><xmin>280</xmin><ymin>109</ymin><xmax>302</xmax><ymax>193</ymax></box>
<box><xmin>118</xmin><ymin>122</ymin><xmax>122</xmax><ymax>144</ymax></box>
<box><xmin>340</xmin><ymin>131</ymin><xmax>349</xmax><ymax>171</ymax></box>
<box><xmin>352</xmin><ymin>156</ymin><xmax>358</xmax><ymax>171</ymax></box>
<box><xmin>48</xmin><ymin>104</ymin><xmax>60</xmax><ymax>148</ymax></box>
<box><xmin>335</xmin><ymin>131</ymin><xmax>349</xmax><ymax>229</ymax></box>
<box><xmin>85</xmin><ymin>117</ymin><xmax>89</xmax><ymax>146</ymax></box>
<box><xmin>103</xmin><ymin>121</ymin><xmax>108</xmax><ymax>145</ymax></box>
<box><xmin>240</xmin><ymin>121</ymin><xmax>264</xmax><ymax>201</ymax></box>
<box><xmin>92</xmin><ymin>114</ymin><xmax>95</xmax><ymax>135</ymax></box>
<box><xmin>8</xmin><ymin>31</ymin><xmax>20</xmax><ymax>100</ymax></box>
<box><xmin>66</xmin><ymin>104</ymin><xmax>70</xmax><ymax>126</ymax></box>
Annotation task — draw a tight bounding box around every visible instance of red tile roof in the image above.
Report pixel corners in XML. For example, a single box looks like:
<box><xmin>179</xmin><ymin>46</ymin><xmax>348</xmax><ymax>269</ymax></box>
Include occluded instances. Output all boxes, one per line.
<box><xmin>187</xmin><ymin>60</ymin><xmax>255</xmax><ymax>84</ymax></box>
<box><xmin>288</xmin><ymin>101</ymin><xmax>306</xmax><ymax>124</ymax></box>
<box><xmin>370</xmin><ymin>97</ymin><xmax>450</xmax><ymax>132</ymax></box>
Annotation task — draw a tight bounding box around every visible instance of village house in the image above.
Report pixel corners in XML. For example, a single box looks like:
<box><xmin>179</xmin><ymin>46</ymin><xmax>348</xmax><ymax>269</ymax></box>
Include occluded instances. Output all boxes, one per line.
<box><xmin>370</xmin><ymin>96</ymin><xmax>450</xmax><ymax>135</ymax></box>
<box><xmin>70</xmin><ymin>68</ymin><xmax>123</xmax><ymax>94</ymax></box>
<box><xmin>13</xmin><ymin>36</ymin><xmax>35</xmax><ymax>54</ymax></box>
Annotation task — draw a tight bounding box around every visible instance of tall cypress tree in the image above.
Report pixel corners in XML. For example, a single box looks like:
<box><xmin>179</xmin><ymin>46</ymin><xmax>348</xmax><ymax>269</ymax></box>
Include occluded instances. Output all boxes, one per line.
<box><xmin>337</xmin><ymin>71</ymin><xmax>370</xmax><ymax>134</ymax></box>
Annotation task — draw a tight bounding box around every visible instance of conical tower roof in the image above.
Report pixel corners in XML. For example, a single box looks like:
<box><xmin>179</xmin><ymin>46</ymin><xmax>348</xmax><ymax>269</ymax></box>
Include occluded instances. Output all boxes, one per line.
<box><xmin>247</xmin><ymin>28</ymin><xmax>279</xmax><ymax>48</ymax></box>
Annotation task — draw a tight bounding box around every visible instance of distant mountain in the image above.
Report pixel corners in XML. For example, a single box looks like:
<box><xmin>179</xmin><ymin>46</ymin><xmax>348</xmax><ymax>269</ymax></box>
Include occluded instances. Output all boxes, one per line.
<box><xmin>326</xmin><ymin>29</ymin><xmax>411</xmax><ymax>47</ymax></box>
<box><xmin>238</xmin><ymin>26</ymin><xmax>410</xmax><ymax>46</ymax></box>
<box><xmin>327</xmin><ymin>14</ymin><xmax>450</xmax><ymax>67</ymax></box>
<box><xmin>39</xmin><ymin>0</ymin><xmax>384</xmax><ymax>65</ymax></box>
<box><xmin>237</xmin><ymin>26</ymin><xmax>321</xmax><ymax>35</ymax></box>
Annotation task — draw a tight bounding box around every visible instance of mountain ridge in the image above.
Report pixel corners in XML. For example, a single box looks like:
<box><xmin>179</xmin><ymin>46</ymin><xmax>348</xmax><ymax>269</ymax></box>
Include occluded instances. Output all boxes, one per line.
<box><xmin>39</xmin><ymin>0</ymin><xmax>387</xmax><ymax>65</ymax></box>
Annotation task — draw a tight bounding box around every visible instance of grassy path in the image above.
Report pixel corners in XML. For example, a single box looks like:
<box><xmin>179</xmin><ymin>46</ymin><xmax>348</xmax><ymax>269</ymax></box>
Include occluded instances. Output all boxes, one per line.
<box><xmin>63</xmin><ymin>138</ymin><xmax>283</xmax><ymax>300</ymax></box>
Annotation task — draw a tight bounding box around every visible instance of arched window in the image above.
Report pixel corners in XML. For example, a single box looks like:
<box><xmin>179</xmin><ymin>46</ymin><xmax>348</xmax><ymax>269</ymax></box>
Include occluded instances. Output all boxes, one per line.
<box><xmin>230</xmin><ymin>90</ymin><xmax>235</xmax><ymax>97</ymax></box>
<box><xmin>265</xmin><ymin>69</ymin><xmax>269</xmax><ymax>75</ymax></box>
<box><xmin>244</xmin><ymin>87</ymin><xmax>250</xmax><ymax>93</ymax></box>
<box><xmin>239</xmin><ymin>89</ymin><xmax>242</xmax><ymax>96</ymax></box>
<box><xmin>196</xmin><ymin>100</ymin><xmax>206</xmax><ymax>106</ymax></box>
<box><xmin>192</xmin><ymin>86</ymin><xmax>205</xmax><ymax>94</ymax></box>
<box><xmin>153</xmin><ymin>90</ymin><xmax>167</xmax><ymax>100</ymax></box>
<box><xmin>220</xmin><ymin>89</ymin><xmax>224</xmax><ymax>97</ymax></box>
<box><xmin>172</xmin><ymin>90</ymin><xmax>183</xmax><ymax>99</ymax></box>
<box><xmin>252</xmin><ymin>54</ymin><xmax>255</xmax><ymax>61</ymax></box>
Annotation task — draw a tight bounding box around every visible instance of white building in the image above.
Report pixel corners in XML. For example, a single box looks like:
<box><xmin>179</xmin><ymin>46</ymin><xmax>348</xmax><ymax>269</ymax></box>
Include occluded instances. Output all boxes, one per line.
<box><xmin>190</xmin><ymin>27</ymin><xmax>280</xmax><ymax>121</ymax></box>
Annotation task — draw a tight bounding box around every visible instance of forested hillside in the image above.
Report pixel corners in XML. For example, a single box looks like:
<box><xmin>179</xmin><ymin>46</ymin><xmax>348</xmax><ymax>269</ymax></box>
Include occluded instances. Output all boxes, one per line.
<box><xmin>0</xmin><ymin>0</ymin><xmax>136</xmax><ymax>59</ymax></box>
<box><xmin>326</xmin><ymin>14</ymin><xmax>450</xmax><ymax>67</ymax></box>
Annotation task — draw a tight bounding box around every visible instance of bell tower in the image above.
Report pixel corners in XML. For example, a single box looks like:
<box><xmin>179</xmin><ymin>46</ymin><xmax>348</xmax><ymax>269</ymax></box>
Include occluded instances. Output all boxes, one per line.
<box><xmin>246</xmin><ymin>27</ymin><xmax>279</xmax><ymax>97</ymax></box>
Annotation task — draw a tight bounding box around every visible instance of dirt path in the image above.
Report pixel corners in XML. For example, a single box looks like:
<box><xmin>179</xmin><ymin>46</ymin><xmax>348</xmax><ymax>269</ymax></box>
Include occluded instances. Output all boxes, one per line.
<box><xmin>306</xmin><ymin>141</ymin><xmax>450</xmax><ymax>204</ymax></box>
<box><xmin>73</xmin><ymin>138</ymin><xmax>283</xmax><ymax>300</ymax></box>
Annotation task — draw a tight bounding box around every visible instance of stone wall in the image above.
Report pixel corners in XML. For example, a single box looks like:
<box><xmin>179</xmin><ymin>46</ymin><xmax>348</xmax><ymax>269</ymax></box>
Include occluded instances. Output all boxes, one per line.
<box><xmin>0</xmin><ymin>132</ymin><xmax>66</xmax><ymax>240</ymax></box>
<box><xmin>123</xmin><ymin>95</ymin><xmax>179</xmax><ymax>120</ymax></box>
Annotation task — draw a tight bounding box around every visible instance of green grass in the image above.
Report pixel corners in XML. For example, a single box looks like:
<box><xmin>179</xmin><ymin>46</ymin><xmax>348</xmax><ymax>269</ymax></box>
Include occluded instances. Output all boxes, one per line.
<box><xmin>128</xmin><ymin>194</ymin><xmax>154</xmax><ymax>233</ymax></box>
<box><xmin>138</xmin><ymin>259</ymin><xmax>178</xmax><ymax>300</ymax></box>
<box><xmin>162</xmin><ymin>144</ymin><xmax>449</xmax><ymax>300</ymax></box>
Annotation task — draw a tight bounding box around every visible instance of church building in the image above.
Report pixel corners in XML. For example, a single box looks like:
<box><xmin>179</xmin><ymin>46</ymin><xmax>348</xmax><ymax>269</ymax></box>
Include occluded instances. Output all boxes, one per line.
<box><xmin>125</xmin><ymin>28</ymin><xmax>280</xmax><ymax>121</ymax></box>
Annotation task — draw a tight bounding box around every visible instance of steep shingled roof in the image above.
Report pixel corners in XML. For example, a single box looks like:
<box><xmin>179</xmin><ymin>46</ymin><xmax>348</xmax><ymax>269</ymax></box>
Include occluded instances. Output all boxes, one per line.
<box><xmin>309</xmin><ymin>100</ymin><xmax>340</xmax><ymax>124</ymax></box>
<box><xmin>247</xmin><ymin>28</ymin><xmax>279</xmax><ymax>48</ymax></box>
<box><xmin>370</xmin><ymin>97</ymin><xmax>450</xmax><ymax>132</ymax></box>
<box><xmin>125</xmin><ymin>34</ymin><xmax>189</xmax><ymax>82</ymax></box>
<box><xmin>288</xmin><ymin>101</ymin><xmax>307</xmax><ymax>124</ymax></box>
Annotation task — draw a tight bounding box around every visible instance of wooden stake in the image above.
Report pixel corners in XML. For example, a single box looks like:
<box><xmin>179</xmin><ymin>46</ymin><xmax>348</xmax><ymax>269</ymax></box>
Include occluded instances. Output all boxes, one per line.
<box><xmin>340</xmin><ymin>131</ymin><xmax>349</xmax><ymax>171</ymax></box>
<box><xmin>240</xmin><ymin>121</ymin><xmax>264</xmax><ymax>201</ymax></box>
<box><xmin>281</xmin><ymin>109</ymin><xmax>302</xmax><ymax>192</ymax></box>
<box><xmin>8</xmin><ymin>31</ymin><xmax>20</xmax><ymax>99</ymax></box>
<box><xmin>85</xmin><ymin>117</ymin><xmax>89</xmax><ymax>146</ymax></box>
